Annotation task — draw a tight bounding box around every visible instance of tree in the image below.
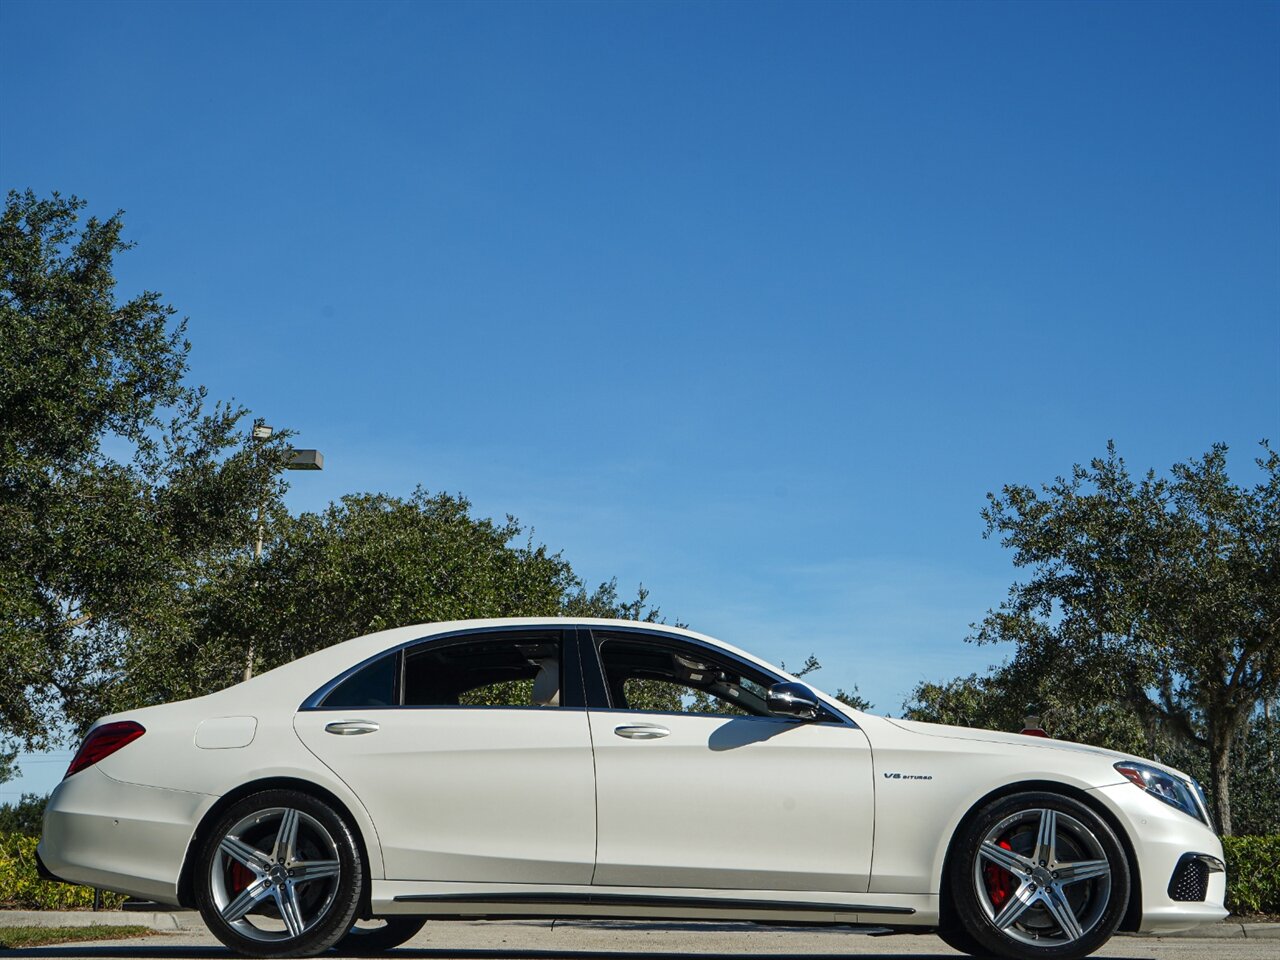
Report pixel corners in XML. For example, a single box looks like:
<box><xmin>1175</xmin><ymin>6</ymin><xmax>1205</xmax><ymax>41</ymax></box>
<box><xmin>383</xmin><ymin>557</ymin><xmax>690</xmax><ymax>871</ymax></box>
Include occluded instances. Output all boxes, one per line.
<box><xmin>903</xmin><ymin>669</ymin><xmax>1280</xmax><ymax>835</ymax></box>
<box><xmin>971</xmin><ymin>442</ymin><xmax>1280</xmax><ymax>833</ymax></box>
<box><xmin>0</xmin><ymin>190</ymin><xmax>290</xmax><ymax>748</ymax></box>
<box><xmin>0</xmin><ymin>189</ymin><xmax>672</xmax><ymax>753</ymax></box>
<box><xmin>0</xmin><ymin>793</ymin><xmax>47</xmax><ymax>836</ymax></box>
<box><xmin>112</xmin><ymin>488</ymin><xmax>662</xmax><ymax>709</ymax></box>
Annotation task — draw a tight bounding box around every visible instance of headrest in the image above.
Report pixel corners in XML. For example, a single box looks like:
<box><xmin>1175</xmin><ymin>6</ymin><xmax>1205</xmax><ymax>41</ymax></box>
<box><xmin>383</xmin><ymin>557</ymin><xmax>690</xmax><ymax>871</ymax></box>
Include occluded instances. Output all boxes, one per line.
<box><xmin>531</xmin><ymin>659</ymin><xmax>560</xmax><ymax>707</ymax></box>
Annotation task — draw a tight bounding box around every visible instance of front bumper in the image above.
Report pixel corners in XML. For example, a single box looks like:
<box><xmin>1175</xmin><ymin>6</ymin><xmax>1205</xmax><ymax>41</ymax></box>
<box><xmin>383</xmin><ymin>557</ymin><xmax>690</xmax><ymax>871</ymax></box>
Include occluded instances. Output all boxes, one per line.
<box><xmin>1089</xmin><ymin>782</ymin><xmax>1228</xmax><ymax>933</ymax></box>
<box><xmin>37</xmin><ymin>765</ymin><xmax>213</xmax><ymax>905</ymax></box>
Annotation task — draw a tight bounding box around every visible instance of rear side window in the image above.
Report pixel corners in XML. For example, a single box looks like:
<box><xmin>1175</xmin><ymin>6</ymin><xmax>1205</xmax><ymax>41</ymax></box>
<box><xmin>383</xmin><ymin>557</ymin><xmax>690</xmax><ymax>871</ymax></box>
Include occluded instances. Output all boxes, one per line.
<box><xmin>402</xmin><ymin>634</ymin><xmax>562</xmax><ymax>708</ymax></box>
<box><xmin>322</xmin><ymin>652</ymin><xmax>399</xmax><ymax>708</ymax></box>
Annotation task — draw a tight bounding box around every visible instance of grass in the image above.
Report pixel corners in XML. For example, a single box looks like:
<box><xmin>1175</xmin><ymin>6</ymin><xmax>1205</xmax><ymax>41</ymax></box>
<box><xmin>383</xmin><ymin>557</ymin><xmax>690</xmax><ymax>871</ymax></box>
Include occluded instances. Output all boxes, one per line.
<box><xmin>0</xmin><ymin>925</ymin><xmax>159</xmax><ymax>948</ymax></box>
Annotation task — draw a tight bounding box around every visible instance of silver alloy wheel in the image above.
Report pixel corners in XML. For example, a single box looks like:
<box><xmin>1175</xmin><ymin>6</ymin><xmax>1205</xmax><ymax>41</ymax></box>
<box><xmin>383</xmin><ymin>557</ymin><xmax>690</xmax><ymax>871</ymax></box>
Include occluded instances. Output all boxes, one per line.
<box><xmin>973</xmin><ymin>807</ymin><xmax>1112</xmax><ymax>947</ymax></box>
<box><xmin>209</xmin><ymin>806</ymin><xmax>342</xmax><ymax>943</ymax></box>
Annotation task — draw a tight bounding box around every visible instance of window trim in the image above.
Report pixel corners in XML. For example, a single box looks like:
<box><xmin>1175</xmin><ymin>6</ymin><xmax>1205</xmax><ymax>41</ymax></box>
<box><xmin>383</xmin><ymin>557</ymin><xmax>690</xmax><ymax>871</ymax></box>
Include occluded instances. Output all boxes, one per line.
<box><xmin>299</xmin><ymin>625</ymin><xmax>584</xmax><ymax>711</ymax></box>
<box><xmin>580</xmin><ymin>626</ymin><xmax>852</xmax><ymax>726</ymax></box>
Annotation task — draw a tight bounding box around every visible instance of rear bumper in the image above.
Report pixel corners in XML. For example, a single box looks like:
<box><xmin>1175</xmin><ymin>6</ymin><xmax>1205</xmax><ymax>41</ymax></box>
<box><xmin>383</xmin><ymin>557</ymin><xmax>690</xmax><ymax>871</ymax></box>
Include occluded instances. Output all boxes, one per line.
<box><xmin>34</xmin><ymin>846</ymin><xmax>65</xmax><ymax>884</ymax></box>
<box><xmin>37</xmin><ymin>765</ymin><xmax>213</xmax><ymax>906</ymax></box>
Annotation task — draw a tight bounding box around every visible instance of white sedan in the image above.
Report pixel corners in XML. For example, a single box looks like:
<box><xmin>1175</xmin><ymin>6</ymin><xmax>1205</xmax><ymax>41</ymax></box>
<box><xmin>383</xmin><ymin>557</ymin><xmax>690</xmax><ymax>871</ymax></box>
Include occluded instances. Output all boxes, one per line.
<box><xmin>38</xmin><ymin>618</ymin><xmax>1226</xmax><ymax>959</ymax></box>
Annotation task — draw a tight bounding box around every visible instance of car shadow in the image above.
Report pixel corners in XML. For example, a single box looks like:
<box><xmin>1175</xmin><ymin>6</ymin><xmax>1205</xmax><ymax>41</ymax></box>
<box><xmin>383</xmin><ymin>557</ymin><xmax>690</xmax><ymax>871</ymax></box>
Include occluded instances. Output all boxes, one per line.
<box><xmin>706</xmin><ymin>717</ymin><xmax>799</xmax><ymax>751</ymax></box>
<box><xmin>0</xmin><ymin>951</ymin><xmax>970</xmax><ymax>960</ymax></box>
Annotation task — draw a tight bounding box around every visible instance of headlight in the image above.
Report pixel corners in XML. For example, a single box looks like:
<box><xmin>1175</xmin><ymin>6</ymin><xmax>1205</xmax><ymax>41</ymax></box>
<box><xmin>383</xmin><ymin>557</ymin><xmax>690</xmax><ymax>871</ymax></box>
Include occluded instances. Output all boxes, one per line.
<box><xmin>1114</xmin><ymin>761</ymin><xmax>1211</xmax><ymax>826</ymax></box>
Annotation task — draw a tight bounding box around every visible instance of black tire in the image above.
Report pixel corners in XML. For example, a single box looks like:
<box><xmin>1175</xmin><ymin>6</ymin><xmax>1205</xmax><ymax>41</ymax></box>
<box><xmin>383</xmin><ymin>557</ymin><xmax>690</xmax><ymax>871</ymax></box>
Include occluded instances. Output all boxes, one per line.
<box><xmin>339</xmin><ymin>917</ymin><xmax>428</xmax><ymax>954</ymax></box>
<box><xmin>936</xmin><ymin>924</ymin><xmax>991</xmax><ymax>956</ymax></box>
<box><xmin>948</xmin><ymin>791</ymin><xmax>1129</xmax><ymax>960</ymax></box>
<box><xmin>195</xmin><ymin>789</ymin><xmax>363</xmax><ymax>958</ymax></box>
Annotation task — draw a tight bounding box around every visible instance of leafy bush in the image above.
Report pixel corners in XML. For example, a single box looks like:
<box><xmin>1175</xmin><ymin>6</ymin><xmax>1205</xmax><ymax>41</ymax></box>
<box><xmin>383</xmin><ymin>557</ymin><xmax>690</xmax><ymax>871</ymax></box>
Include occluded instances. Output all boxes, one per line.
<box><xmin>0</xmin><ymin>793</ymin><xmax>47</xmax><ymax>837</ymax></box>
<box><xmin>1223</xmin><ymin>835</ymin><xmax>1280</xmax><ymax>915</ymax></box>
<box><xmin>0</xmin><ymin>834</ymin><xmax>123</xmax><ymax>909</ymax></box>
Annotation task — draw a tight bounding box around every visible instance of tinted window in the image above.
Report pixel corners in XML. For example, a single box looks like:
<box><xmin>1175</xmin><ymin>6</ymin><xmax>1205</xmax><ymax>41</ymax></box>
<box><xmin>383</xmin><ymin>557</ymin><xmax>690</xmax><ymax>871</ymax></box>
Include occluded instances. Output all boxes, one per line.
<box><xmin>597</xmin><ymin>636</ymin><xmax>774</xmax><ymax>717</ymax></box>
<box><xmin>403</xmin><ymin>634</ymin><xmax>562</xmax><ymax>708</ymax></box>
<box><xmin>322</xmin><ymin>652</ymin><xmax>399</xmax><ymax>708</ymax></box>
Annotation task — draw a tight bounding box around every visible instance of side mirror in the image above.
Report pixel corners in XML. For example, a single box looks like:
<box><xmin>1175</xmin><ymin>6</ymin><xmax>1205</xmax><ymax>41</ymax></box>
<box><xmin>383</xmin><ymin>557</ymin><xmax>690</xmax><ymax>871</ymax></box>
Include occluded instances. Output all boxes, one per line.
<box><xmin>767</xmin><ymin>682</ymin><xmax>820</xmax><ymax>720</ymax></box>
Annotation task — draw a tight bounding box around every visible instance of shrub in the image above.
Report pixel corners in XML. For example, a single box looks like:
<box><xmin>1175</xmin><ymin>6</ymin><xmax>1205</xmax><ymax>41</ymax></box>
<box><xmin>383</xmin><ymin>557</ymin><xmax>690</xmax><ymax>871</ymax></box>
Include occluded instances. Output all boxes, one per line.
<box><xmin>0</xmin><ymin>794</ymin><xmax>47</xmax><ymax>837</ymax></box>
<box><xmin>1223</xmin><ymin>835</ymin><xmax>1280</xmax><ymax>915</ymax></box>
<box><xmin>0</xmin><ymin>834</ymin><xmax>123</xmax><ymax>910</ymax></box>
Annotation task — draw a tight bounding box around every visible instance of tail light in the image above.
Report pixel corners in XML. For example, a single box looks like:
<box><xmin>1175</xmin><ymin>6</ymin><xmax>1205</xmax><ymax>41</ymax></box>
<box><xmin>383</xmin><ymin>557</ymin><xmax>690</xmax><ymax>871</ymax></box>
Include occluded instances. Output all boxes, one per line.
<box><xmin>64</xmin><ymin>721</ymin><xmax>146</xmax><ymax>779</ymax></box>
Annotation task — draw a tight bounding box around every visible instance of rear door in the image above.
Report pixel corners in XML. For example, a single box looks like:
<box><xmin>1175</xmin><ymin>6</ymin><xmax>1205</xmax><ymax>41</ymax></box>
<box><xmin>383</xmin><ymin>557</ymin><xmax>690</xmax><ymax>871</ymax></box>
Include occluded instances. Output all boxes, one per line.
<box><xmin>294</xmin><ymin>627</ymin><xmax>596</xmax><ymax>884</ymax></box>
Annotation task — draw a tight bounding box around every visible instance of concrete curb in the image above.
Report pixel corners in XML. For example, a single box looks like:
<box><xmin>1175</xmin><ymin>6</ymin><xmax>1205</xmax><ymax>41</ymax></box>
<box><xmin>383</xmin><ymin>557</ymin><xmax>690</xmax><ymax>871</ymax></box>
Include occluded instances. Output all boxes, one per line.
<box><xmin>1124</xmin><ymin>922</ymin><xmax>1280</xmax><ymax>940</ymax></box>
<box><xmin>0</xmin><ymin>910</ymin><xmax>202</xmax><ymax>932</ymax></box>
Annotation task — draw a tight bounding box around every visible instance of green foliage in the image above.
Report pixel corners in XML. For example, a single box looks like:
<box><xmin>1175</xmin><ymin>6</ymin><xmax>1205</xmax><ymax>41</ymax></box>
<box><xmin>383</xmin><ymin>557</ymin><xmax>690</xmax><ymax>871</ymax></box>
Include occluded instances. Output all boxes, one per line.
<box><xmin>1222</xmin><ymin>835</ymin><xmax>1280</xmax><ymax>915</ymax></box>
<box><xmin>970</xmin><ymin>442</ymin><xmax>1280</xmax><ymax>834</ymax></box>
<box><xmin>0</xmin><ymin>794</ymin><xmax>46</xmax><ymax>837</ymax></box>
<box><xmin>0</xmin><ymin>834</ymin><xmax>124</xmax><ymax>909</ymax></box>
<box><xmin>1</xmin><ymin>190</ymin><xmax>292</xmax><ymax>750</ymax></box>
<box><xmin>904</xmin><ymin>667</ymin><xmax>1155</xmax><ymax>756</ymax></box>
<box><xmin>112</xmin><ymin>489</ymin><xmax>665</xmax><ymax>711</ymax></box>
<box><xmin>0</xmin><ymin>926</ymin><xmax>155</xmax><ymax>948</ymax></box>
<box><xmin>1</xmin><ymin>190</ymin><xmax>666</xmax><ymax>742</ymax></box>
<box><xmin>905</xmin><ymin>676</ymin><xmax>1280</xmax><ymax>836</ymax></box>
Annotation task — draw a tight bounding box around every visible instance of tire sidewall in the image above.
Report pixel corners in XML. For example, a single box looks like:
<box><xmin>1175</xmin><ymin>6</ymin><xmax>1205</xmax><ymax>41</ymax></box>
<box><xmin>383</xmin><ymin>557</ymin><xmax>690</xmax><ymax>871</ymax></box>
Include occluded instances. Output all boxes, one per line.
<box><xmin>340</xmin><ymin>917</ymin><xmax>428</xmax><ymax>954</ymax></box>
<box><xmin>949</xmin><ymin>791</ymin><xmax>1130</xmax><ymax>960</ymax></box>
<box><xmin>195</xmin><ymin>789</ymin><xmax>364</xmax><ymax>959</ymax></box>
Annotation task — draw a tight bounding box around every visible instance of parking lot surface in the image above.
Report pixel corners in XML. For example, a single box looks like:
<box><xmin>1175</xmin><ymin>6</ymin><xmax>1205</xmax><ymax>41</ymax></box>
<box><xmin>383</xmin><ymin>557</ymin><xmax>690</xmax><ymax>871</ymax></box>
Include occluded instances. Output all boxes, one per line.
<box><xmin>1</xmin><ymin>920</ymin><xmax>1277</xmax><ymax>960</ymax></box>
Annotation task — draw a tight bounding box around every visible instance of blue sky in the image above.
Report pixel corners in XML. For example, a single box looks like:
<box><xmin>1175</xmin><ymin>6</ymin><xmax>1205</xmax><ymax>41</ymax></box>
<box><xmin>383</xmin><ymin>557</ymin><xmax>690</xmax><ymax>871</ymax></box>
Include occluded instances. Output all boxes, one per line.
<box><xmin>2</xmin><ymin>0</ymin><xmax>1277</xmax><ymax>798</ymax></box>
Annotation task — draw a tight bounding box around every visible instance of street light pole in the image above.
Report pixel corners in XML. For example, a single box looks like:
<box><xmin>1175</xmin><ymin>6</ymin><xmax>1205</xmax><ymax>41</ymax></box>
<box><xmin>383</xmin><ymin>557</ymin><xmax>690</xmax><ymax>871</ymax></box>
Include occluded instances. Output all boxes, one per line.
<box><xmin>243</xmin><ymin>424</ymin><xmax>323</xmax><ymax>682</ymax></box>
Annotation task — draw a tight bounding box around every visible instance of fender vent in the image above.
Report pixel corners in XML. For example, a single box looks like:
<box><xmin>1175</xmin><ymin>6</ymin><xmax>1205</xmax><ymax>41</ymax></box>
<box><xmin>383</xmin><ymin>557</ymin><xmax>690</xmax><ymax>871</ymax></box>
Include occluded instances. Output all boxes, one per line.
<box><xmin>1167</xmin><ymin>855</ymin><xmax>1210</xmax><ymax>902</ymax></box>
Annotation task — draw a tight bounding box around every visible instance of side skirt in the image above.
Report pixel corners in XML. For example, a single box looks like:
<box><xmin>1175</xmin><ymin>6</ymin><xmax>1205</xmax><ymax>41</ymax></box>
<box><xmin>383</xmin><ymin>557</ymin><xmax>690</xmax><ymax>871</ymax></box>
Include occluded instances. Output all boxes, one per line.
<box><xmin>394</xmin><ymin>891</ymin><xmax>915</xmax><ymax>915</ymax></box>
<box><xmin>373</xmin><ymin>883</ymin><xmax>937</xmax><ymax>926</ymax></box>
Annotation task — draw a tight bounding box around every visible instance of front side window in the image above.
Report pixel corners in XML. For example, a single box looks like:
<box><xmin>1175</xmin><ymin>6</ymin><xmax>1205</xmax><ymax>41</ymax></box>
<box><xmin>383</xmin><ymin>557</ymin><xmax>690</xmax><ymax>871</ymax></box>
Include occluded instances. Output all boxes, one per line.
<box><xmin>596</xmin><ymin>635</ymin><xmax>776</xmax><ymax>718</ymax></box>
<box><xmin>403</xmin><ymin>634</ymin><xmax>563</xmax><ymax>708</ymax></box>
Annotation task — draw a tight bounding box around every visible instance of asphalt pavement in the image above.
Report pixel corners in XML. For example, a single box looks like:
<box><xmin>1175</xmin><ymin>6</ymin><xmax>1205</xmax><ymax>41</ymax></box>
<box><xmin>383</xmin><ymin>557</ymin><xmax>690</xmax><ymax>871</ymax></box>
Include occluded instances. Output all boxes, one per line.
<box><xmin>2</xmin><ymin>918</ymin><xmax>1279</xmax><ymax>960</ymax></box>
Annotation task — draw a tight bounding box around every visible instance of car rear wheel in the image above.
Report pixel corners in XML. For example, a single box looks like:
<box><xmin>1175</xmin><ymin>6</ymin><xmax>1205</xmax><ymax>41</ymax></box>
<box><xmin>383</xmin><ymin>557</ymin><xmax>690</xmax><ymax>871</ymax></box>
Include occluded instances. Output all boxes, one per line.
<box><xmin>339</xmin><ymin>917</ymin><xmax>428</xmax><ymax>953</ymax></box>
<box><xmin>948</xmin><ymin>791</ymin><xmax>1129</xmax><ymax>960</ymax></box>
<box><xmin>195</xmin><ymin>789</ymin><xmax>363</xmax><ymax>958</ymax></box>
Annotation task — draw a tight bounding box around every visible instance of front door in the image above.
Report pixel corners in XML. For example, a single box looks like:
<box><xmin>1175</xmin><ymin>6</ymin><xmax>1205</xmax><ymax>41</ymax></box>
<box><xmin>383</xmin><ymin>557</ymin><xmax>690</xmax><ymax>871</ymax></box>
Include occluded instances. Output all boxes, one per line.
<box><xmin>583</xmin><ymin>629</ymin><xmax>875</xmax><ymax>893</ymax></box>
<box><xmin>295</xmin><ymin>628</ymin><xmax>596</xmax><ymax>885</ymax></box>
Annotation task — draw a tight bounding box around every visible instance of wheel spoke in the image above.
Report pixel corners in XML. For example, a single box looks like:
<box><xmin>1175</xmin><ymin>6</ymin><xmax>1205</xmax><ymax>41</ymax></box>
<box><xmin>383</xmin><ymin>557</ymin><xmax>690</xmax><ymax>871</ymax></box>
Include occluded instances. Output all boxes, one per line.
<box><xmin>219</xmin><ymin>836</ymin><xmax>270</xmax><ymax>873</ymax></box>
<box><xmin>275</xmin><ymin>882</ymin><xmax>306</xmax><ymax>937</ymax></box>
<box><xmin>1033</xmin><ymin>809</ymin><xmax>1057</xmax><ymax>865</ymax></box>
<box><xmin>979</xmin><ymin>840</ymin><xmax>1033</xmax><ymax>876</ymax></box>
<box><xmin>221</xmin><ymin>877</ymin><xmax>272</xmax><ymax>923</ymax></box>
<box><xmin>1043</xmin><ymin>883</ymin><xmax>1085</xmax><ymax>940</ymax></box>
<box><xmin>291</xmin><ymin>859</ymin><xmax>340</xmax><ymax>884</ymax></box>
<box><xmin>992</xmin><ymin>882</ymin><xmax>1038</xmax><ymax>930</ymax></box>
<box><xmin>273</xmin><ymin>808</ymin><xmax>301</xmax><ymax>864</ymax></box>
<box><xmin>1057</xmin><ymin>858</ymin><xmax>1110</xmax><ymax>885</ymax></box>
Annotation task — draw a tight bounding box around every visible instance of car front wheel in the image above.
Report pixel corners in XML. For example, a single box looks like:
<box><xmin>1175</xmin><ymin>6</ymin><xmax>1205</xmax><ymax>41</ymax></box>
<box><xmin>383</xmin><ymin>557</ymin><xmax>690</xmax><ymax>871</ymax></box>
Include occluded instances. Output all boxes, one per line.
<box><xmin>948</xmin><ymin>791</ymin><xmax>1129</xmax><ymax>960</ymax></box>
<box><xmin>195</xmin><ymin>789</ymin><xmax>363</xmax><ymax>958</ymax></box>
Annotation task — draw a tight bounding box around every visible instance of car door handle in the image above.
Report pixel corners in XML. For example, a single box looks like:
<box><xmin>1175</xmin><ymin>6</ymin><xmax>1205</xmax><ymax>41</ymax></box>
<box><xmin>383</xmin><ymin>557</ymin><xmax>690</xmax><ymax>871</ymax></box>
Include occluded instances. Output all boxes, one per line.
<box><xmin>614</xmin><ymin>724</ymin><xmax>670</xmax><ymax>740</ymax></box>
<box><xmin>324</xmin><ymin>720</ymin><xmax>380</xmax><ymax>736</ymax></box>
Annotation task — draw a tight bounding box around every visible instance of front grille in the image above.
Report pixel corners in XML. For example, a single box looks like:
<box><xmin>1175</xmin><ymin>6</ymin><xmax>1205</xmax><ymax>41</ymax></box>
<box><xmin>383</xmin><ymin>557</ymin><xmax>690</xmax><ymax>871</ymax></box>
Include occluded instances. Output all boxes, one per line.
<box><xmin>1168</xmin><ymin>855</ymin><xmax>1210</xmax><ymax>902</ymax></box>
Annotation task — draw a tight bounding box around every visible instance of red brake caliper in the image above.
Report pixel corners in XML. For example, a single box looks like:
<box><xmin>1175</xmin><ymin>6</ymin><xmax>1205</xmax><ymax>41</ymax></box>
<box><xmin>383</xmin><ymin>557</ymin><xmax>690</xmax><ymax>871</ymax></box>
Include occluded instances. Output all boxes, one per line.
<box><xmin>228</xmin><ymin>860</ymin><xmax>254</xmax><ymax>895</ymax></box>
<box><xmin>985</xmin><ymin>838</ymin><xmax>1016</xmax><ymax>908</ymax></box>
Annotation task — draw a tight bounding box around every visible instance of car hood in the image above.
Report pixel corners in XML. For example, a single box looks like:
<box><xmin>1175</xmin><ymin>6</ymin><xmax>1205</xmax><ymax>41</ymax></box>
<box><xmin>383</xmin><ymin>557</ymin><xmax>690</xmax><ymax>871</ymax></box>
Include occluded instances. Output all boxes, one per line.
<box><xmin>880</xmin><ymin>716</ymin><xmax>1193</xmax><ymax>780</ymax></box>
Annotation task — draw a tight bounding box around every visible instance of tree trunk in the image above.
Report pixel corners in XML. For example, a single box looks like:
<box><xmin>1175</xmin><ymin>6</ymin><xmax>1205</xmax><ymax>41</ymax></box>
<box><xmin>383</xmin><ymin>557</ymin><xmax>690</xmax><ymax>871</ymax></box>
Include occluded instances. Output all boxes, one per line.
<box><xmin>1207</xmin><ymin>722</ymin><xmax>1233</xmax><ymax>835</ymax></box>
